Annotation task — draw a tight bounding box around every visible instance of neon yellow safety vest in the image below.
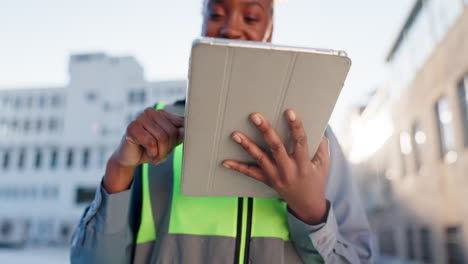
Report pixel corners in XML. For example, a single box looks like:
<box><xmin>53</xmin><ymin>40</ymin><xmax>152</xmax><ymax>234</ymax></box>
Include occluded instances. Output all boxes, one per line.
<box><xmin>133</xmin><ymin>103</ymin><xmax>305</xmax><ymax>264</ymax></box>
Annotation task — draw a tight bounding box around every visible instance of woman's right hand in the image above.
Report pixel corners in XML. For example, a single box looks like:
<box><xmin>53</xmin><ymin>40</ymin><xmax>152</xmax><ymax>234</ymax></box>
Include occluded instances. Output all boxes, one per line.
<box><xmin>103</xmin><ymin>107</ymin><xmax>185</xmax><ymax>194</ymax></box>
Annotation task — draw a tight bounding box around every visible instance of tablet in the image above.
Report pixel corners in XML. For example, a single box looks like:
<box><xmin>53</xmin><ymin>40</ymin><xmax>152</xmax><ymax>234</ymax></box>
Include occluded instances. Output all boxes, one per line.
<box><xmin>181</xmin><ymin>38</ymin><xmax>351</xmax><ymax>198</ymax></box>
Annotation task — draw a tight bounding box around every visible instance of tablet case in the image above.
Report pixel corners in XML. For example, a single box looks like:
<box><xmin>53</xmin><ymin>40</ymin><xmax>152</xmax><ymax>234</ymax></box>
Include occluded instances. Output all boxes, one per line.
<box><xmin>182</xmin><ymin>38</ymin><xmax>351</xmax><ymax>198</ymax></box>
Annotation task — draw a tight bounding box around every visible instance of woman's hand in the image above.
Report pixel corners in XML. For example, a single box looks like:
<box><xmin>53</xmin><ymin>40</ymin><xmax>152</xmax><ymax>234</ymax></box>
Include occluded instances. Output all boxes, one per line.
<box><xmin>222</xmin><ymin>109</ymin><xmax>330</xmax><ymax>225</ymax></box>
<box><xmin>103</xmin><ymin>108</ymin><xmax>184</xmax><ymax>194</ymax></box>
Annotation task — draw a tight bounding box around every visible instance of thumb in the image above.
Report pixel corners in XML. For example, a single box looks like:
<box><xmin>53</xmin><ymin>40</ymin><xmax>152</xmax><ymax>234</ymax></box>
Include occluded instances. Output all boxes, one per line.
<box><xmin>164</xmin><ymin>112</ymin><xmax>185</xmax><ymax>127</ymax></box>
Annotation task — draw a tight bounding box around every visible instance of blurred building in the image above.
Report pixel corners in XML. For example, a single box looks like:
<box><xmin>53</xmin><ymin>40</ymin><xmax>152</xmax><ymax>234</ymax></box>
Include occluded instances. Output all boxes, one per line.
<box><xmin>346</xmin><ymin>0</ymin><xmax>468</xmax><ymax>263</ymax></box>
<box><xmin>0</xmin><ymin>53</ymin><xmax>186</xmax><ymax>246</ymax></box>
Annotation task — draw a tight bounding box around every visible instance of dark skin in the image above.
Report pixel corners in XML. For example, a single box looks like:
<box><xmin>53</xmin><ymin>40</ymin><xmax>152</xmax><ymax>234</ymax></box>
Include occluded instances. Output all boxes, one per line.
<box><xmin>202</xmin><ymin>0</ymin><xmax>274</xmax><ymax>41</ymax></box>
<box><xmin>104</xmin><ymin>0</ymin><xmax>330</xmax><ymax>225</ymax></box>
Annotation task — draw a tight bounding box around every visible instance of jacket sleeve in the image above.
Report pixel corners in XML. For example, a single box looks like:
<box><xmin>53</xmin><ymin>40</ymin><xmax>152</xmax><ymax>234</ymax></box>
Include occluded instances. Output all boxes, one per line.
<box><xmin>70</xmin><ymin>167</ymin><xmax>142</xmax><ymax>264</ymax></box>
<box><xmin>287</xmin><ymin>128</ymin><xmax>373</xmax><ymax>263</ymax></box>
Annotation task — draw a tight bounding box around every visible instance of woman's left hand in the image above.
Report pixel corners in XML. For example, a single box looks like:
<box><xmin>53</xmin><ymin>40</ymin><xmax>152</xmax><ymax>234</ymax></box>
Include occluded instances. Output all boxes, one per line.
<box><xmin>222</xmin><ymin>109</ymin><xmax>330</xmax><ymax>225</ymax></box>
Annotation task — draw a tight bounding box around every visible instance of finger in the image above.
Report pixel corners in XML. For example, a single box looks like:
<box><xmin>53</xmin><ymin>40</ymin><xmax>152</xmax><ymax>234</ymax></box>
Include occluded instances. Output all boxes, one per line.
<box><xmin>177</xmin><ymin>127</ymin><xmax>185</xmax><ymax>144</ymax></box>
<box><xmin>285</xmin><ymin>109</ymin><xmax>310</xmax><ymax>165</ymax></box>
<box><xmin>145</xmin><ymin>109</ymin><xmax>179</xmax><ymax>153</ymax></box>
<box><xmin>146</xmin><ymin>108</ymin><xmax>185</xmax><ymax>145</ymax></box>
<box><xmin>139</xmin><ymin>113</ymin><xmax>170</xmax><ymax>161</ymax></box>
<box><xmin>312</xmin><ymin>136</ymin><xmax>330</xmax><ymax>168</ymax></box>
<box><xmin>161</xmin><ymin>110</ymin><xmax>185</xmax><ymax>127</ymax></box>
<box><xmin>156</xmin><ymin>114</ymin><xmax>181</xmax><ymax>154</ymax></box>
<box><xmin>249</xmin><ymin>113</ymin><xmax>290</xmax><ymax>167</ymax></box>
<box><xmin>126</xmin><ymin>121</ymin><xmax>158</xmax><ymax>158</ymax></box>
<box><xmin>231</xmin><ymin>132</ymin><xmax>278</xmax><ymax>177</ymax></box>
<box><xmin>141</xmin><ymin>107</ymin><xmax>184</xmax><ymax>128</ymax></box>
<box><xmin>222</xmin><ymin>160</ymin><xmax>268</xmax><ymax>184</ymax></box>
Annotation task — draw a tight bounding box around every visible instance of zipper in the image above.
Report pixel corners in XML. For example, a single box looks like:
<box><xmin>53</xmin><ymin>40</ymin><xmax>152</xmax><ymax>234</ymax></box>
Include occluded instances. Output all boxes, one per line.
<box><xmin>234</xmin><ymin>197</ymin><xmax>253</xmax><ymax>264</ymax></box>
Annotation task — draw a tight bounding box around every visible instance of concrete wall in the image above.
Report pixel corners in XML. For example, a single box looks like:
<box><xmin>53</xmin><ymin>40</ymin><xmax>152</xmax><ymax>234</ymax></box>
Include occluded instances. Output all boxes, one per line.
<box><xmin>366</xmin><ymin>7</ymin><xmax>468</xmax><ymax>263</ymax></box>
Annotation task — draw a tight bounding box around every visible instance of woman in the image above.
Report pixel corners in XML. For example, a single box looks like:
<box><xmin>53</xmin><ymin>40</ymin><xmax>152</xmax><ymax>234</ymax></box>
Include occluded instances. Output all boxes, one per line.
<box><xmin>71</xmin><ymin>0</ymin><xmax>373</xmax><ymax>263</ymax></box>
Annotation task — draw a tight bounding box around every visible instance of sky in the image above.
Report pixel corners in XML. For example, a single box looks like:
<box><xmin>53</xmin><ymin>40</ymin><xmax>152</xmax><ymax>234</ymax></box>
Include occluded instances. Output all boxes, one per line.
<box><xmin>0</xmin><ymin>0</ymin><xmax>414</xmax><ymax>132</ymax></box>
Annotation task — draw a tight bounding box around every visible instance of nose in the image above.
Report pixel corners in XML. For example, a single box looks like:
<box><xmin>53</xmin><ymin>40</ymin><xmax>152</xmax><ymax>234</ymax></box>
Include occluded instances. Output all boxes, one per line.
<box><xmin>219</xmin><ymin>16</ymin><xmax>243</xmax><ymax>40</ymax></box>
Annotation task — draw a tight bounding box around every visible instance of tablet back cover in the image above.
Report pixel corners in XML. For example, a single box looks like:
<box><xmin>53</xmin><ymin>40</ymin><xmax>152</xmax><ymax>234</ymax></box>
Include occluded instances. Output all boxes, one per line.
<box><xmin>182</xmin><ymin>38</ymin><xmax>351</xmax><ymax>198</ymax></box>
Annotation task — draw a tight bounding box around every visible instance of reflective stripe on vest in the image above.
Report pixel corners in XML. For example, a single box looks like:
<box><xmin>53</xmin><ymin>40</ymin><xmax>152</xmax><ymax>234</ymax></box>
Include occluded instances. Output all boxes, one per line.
<box><xmin>136</xmin><ymin>103</ymin><xmax>291</xmax><ymax>256</ymax></box>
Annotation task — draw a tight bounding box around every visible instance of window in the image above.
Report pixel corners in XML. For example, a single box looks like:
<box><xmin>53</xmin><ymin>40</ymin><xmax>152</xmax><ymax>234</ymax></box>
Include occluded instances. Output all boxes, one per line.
<box><xmin>2</xmin><ymin>150</ymin><xmax>10</xmax><ymax>170</ymax></box>
<box><xmin>128</xmin><ymin>90</ymin><xmax>146</xmax><ymax>104</ymax></box>
<box><xmin>36</xmin><ymin>119</ymin><xmax>43</xmax><ymax>132</ymax></box>
<box><xmin>51</xmin><ymin>186</ymin><xmax>59</xmax><ymax>198</ymax></box>
<box><xmin>458</xmin><ymin>74</ymin><xmax>468</xmax><ymax>147</ymax></box>
<box><xmin>446</xmin><ymin>226</ymin><xmax>465</xmax><ymax>264</ymax></box>
<box><xmin>11</xmin><ymin>120</ymin><xmax>19</xmax><ymax>133</ymax></box>
<box><xmin>26</xmin><ymin>96</ymin><xmax>33</xmax><ymax>108</ymax></box>
<box><xmin>59</xmin><ymin>224</ymin><xmax>72</xmax><ymax>241</ymax></box>
<box><xmin>48</xmin><ymin>118</ymin><xmax>59</xmax><ymax>132</ymax></box>
<box><xmin>50</xmin><ymin>149</ymin><xmax>58</xmax><ymax>169</ymax></box>
<box><xmin>103</xmin><ymin>103</ymin><xmax>111</xmax><ymax>112</ymax></box>
<box><xmin>0</xmin><ymin>119</ymin><xmax>6</xmax><ymax>135</ymax></box>
<box><xmin>399</xmin><ymin>131</ymin><xmax>411</xmax><ymax>177</ymax></box>
<box><xmin>420</xmin><ymin>227</ymin><xmax>433</xmax><ymax>263</ymax></box>
<box><xmin>75</xmin><ymin>187</ymin><xmax>95</xmax><ymax>204</ymax></box>
<box><xmin>110</xmin><ymin>57</ymin><xmax>120</xmax><ymax>65</ymax></box>
<box><xmin>406</xmin><ymin>227</ymin><xmax>416</xmax><ymax>260</ymax></box>
<box><xmin>14</xmin><ymin>96</ymin><xmax>22</xmax><ymax>109</ymax></box>
<box><xmin>85</xmin><ymin>91</ymin><xmax>97</xmax><ymax>102</ymax></box>
<box><xmin>1</xmin><ymin>220</ymin><xmax>13</xmax><ymax>237</ymax></box>
<box><xmin>412</xmin><ymin>122</ymin><xmax>426</xmax><ymax>171</ymax></box>
<box><xmin>24</xmin><ymin>187</ymin><xmax>32</xmax><ymax>199</ymax></box>
<box><xmin>51</xmin><ymin>95</ymin><xmax>61</xmax><ymax>107</ymax></box>
<box><xmin>82</xmin><ymin>148</ymin><xmax>90</xmax><ymax>169</ymax></box>
<box><xmin>42</xmin><ymin>186</ymin><xmax>50</xmax><ymax>198</ymax></box>
<box><xmin>379</xmin><ymin>229</ymin><xmax>396</xmax><ymax>256</ymax></box>
<box><xmin>101</xmin><ymin>127</ymin><xmax>109</xmax><ymax>136</ymax></box>
<box><xmin>1</xmin><ymin>96</ymin><xmax>9</xmax><ymax>109</ymax></box>
<box><xmin>24</xmin><ymin>119</ymin><xmax>31</xmax><ymax>133</ymax></box>
<box><xmin>34</xmin><ymin>149</ymin><xmax>42</xmax><ymax>169</ymax></box>
<box><xmin>30</xmin><ymin>186</ymin><xmax>38</xmax><ymax>199</ymax></box>
<box><xmin>38</xmin><ymin>95</ymin><xmax>46</xmax><ymax>108</ymax></box>
<box><xmin>42</xmin><ymin>185</ymin><xmax>59</xmax><ymax>199</ymax></box>
<box><xmin>435</xmin><ymin>97</ymin><xmax>457</xmax><ymax>163</ymax></box>
<box><xmin>2</xmin><ymin>187</ymin><xmax>9</xmax><ymax>199</ymax></box>
<box><xmin>37</xmin><ymin>219</ymin><xmax>54</xmax><ymax>237</ymax></box>
<box><xmin>66</xmin><ymin>149</ymin><xmax>74</xmax><ymax>168</ymax></box>
<box><xmin>17</xmin><ymin>148</ymin><xmax>26</xmax><ymax>170</ymax></box>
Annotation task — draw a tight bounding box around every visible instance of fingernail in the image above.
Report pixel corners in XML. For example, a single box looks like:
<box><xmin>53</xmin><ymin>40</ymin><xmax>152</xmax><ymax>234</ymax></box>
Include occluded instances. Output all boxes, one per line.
<box><xmin>222</xmin><ymin>162</ymin><xmax>231</xmax><ymax>169</ymax></box>
<box><xmin>232</xmin><ymin>134</ymin><xmax>242</xmax><ymax>144</ymax></box>
<box><xmin>287</xmin><ymin>110</ymin><xmax>296</xmax><ymax>121</ymax></box>
<box><xmin>251</xmin><ymin>114</ymin><xmax>262</xmax><ymax>126</ymax></box>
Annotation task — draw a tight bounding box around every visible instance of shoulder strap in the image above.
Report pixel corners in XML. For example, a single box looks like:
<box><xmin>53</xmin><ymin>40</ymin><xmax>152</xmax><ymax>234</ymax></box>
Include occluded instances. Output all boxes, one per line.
<box><xmin>129</xmin><ymin>165</ymin><xmax>143</xmax><ymax>236</ymax></box>
<box><xmin>136</xmin><ymin>102</ymin><xmax>166</xmax><ymax>244</ymax></box>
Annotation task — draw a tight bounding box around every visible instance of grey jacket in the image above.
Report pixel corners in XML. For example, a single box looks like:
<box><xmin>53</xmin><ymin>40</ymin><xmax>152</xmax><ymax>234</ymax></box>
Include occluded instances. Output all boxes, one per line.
<box><xmin>70</xmin><ymin>127</ymin><xmax>373</xmax><ymax>263</ymax></box>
